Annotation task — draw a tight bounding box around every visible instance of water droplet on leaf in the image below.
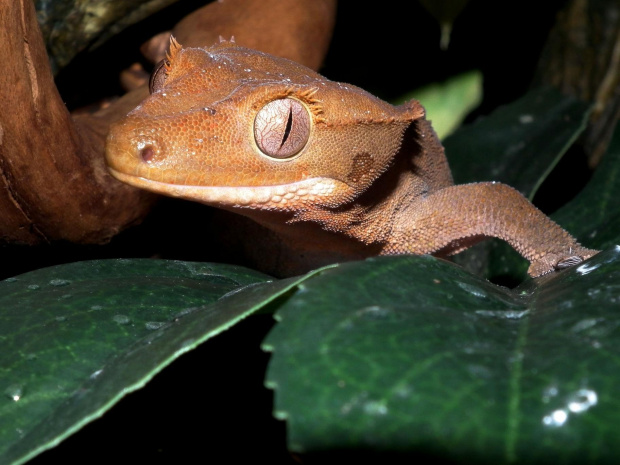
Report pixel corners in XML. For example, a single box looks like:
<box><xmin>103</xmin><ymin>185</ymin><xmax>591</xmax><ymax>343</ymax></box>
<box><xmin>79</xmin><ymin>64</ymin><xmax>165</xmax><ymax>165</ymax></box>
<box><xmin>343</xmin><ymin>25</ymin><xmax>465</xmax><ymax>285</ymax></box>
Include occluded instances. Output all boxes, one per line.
<box><xmin>542</xmin><ymin>409</ymin><xmax>568</xmax><ymax>427</ymax></box>
<box><xmin>356</xmin><ymin>306</ymin><xmax>391</xmax><ymax>319</ymax></box>
<box><xmin>457</xmin><ymin>282</ymin><xmax>487</xmax><ymax>298</ymax></box>
<box><xmin>475</xmin><ymin>310</ymin><xmax>529</xmax><ymax>319</ymax></box>
<box><xmin>567</xmin><ymin>389</ymin><xmax>597</xmax><ymax>413</ymax></box>
<box><xmin>180</xmin><ymin>338</ymin><xmax>196</xmax><ymax>349</ymax></box>
<box><xmin>363</xmin><ymin>400</ymin><xmax>388</xmax><ymax>416</ymax></box>
<box><xmin>145</xmin><ymin>321</ymin><xmax>166</xmax><ymax>330</ymax></box>
<box><xmin>542</xmin><ymin>385</ymin><xmax>559</xmax><ymax>403</ymax></box>
<box><xmin>576</xmin><ymin>263</ymin><xmax>599</xmax><ymax>275</ymax></box>
<box><xmin>112</xmin><ymin>315</ymin><xmax>130</xmax><ymax>325</ymax></box>
<box><xmin>4</xmin><ymin>384</ymin><xmax>23</xmax><ymax>402</ymax></box>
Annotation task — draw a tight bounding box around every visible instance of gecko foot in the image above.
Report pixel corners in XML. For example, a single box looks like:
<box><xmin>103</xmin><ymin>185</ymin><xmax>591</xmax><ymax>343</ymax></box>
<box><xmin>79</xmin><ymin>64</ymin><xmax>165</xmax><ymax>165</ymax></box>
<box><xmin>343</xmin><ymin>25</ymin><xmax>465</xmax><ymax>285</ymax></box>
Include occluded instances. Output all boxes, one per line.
<box><xmin>527</xmin><ymin>248</ymin><xmax>599</xmax><ymax>277</ymax></box>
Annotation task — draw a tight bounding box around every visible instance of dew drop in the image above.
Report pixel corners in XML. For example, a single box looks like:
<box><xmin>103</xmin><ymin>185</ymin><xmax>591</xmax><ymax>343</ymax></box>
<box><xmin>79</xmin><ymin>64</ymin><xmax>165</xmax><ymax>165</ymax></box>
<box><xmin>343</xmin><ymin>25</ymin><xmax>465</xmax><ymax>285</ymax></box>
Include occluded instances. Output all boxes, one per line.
<box><xmin>567</xmin><ymin>388</ymin><xmax>597</xmax><ymax>413</ymax></box>
<box><xmin>180</xmin><ymin>338</ymin><xmax>196</xmax><ymax>349</ymax></box>
<box><xmin>112</xmin><ymin>314</ymin><xmax>131</xmax><ymax>325</ymax></box>
<box><xmin>475</xmin><ymin>309</ymin><xmax>530</xmax><ymax>319</ymax></box>
<box><xmin>356</xmin><ymin>306</ymin><xmax>391</xmax><ymax>319</ymax></box>
<box><xmin>5</xmin><ymin>277</ymin><xmax>17</xmax><ymax>283</ymax></box>
<box><xmin>90</xmin><ymin>305</ymin><xmax>103</xmax><ymax>311</ymax></box>
<box><xmin>571</xmin><ymin>318</ymin><xmax>600</xmax><ymax>333</ymax></box>
<box><xmin>145</xmin><ymin>321</ymin><xmax>166</xmax><ymax>330</ymax></box>
<box><xmin>363</xmin><ymin>400</ymin><xmax>388</xmax><ymax>416</ymax></box>
<box><xmin>27</xmin><ymin>284</ymin><xmax>40</xmax><ymax>290</ymax></box>
<box><xmin>218</xmin><ymin>282</ymin><xmax>263</xmax><ymax>300</ymax></box>
<box><xmin>542</xmin><ymin>409</ymin><xmax>568</xmax><ymax>427</ymax></box>
<box><xmin>90</xmin><ymin>369</ymin><xmax>103</xmax><ymax>380</ymax></box>
<box><xmin>4</xmin><ymin>384</ymin><xmax>23</xmax><ymax>402</ymax></box>
<box><xmin>576</xmin><ymin>263</ymin><xmax>599</xmax><ymax>275</ymax></box>
<box><xmin>542</xmin><ymin>385</ymin><xmax>559</xmax><ymax>403</ymax></box>
<box><xmin>49</xmin><ymin>279</ymin><xmax>71</xmax><ymax>287</ymax></box>
<box><xmin>518</xmin><ymin>114</ymin><xmax>534</xmax><ymax>124</ymax></box>
<box><xmin>457</xmin><ymin>282</ymin><xmax>487</xmax><ymax>298</ymax></box>
<box><xmin>55</xmin><ymin>316</ymin><xmax>67</xmax><ymax>322</ymax></box>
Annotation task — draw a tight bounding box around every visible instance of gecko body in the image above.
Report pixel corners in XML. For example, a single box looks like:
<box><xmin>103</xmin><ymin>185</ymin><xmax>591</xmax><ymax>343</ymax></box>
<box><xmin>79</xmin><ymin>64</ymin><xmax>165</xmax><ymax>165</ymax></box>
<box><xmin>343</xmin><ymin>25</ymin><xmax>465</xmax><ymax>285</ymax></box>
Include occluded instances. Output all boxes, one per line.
<box><xmin>106</xmin><ymin>39</ymin><xmax>597</xmax><ymax>277</ymax></box>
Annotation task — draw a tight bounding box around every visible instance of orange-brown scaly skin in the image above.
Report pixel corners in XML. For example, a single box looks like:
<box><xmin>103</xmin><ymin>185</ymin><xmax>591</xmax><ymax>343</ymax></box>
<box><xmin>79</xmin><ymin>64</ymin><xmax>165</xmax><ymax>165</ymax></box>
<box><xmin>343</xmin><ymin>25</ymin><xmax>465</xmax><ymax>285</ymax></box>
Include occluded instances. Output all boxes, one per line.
<box><xmin>106</xmin><ymin>40</ymin><xmax>598</xmax><ymax>277</ymax></box>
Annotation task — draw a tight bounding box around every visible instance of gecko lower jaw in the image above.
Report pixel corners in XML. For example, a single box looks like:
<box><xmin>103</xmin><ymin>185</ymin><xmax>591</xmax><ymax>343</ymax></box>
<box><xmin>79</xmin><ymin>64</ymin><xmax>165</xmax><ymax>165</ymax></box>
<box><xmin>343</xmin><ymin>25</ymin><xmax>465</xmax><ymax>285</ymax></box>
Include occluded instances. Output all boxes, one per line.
<box><xmin>107</xmin><ymin>167</ymin><xmax>343</xmax><ymax>210</ymax></box>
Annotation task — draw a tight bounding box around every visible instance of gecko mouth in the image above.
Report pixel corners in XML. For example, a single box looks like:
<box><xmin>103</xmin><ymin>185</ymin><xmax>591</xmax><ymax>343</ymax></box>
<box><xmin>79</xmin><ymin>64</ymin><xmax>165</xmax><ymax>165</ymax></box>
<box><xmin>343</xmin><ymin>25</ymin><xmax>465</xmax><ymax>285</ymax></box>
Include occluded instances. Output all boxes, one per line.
<box><xmin>108</xmin><ymin>168</ymin><xmax>344</xmax><ymax>210</ymax></box>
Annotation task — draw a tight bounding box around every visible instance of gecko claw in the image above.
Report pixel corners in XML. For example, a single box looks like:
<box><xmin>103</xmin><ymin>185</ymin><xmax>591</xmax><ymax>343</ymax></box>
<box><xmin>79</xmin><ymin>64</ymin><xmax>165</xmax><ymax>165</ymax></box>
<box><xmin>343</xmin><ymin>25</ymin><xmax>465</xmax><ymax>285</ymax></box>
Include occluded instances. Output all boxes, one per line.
<box><xmin>528</xmin><ymin>248</ymin><xmax>599</xmax><ymax>277</ymax></box>
<box><xmin>554</xmin><ymin>255</ymin><xmax>584</xmax><ymax>269</ymax></box>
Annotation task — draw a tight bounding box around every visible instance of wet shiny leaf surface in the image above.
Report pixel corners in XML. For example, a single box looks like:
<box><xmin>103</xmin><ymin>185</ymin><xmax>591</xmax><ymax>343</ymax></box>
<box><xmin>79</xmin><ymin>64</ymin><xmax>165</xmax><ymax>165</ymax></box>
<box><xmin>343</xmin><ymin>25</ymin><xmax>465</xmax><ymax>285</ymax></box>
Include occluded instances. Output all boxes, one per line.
<box><xmin>0</xmin><ymin>259</ymin><xmax>322</xmax><ymax>465</ymax></box>
<box><xmin>265</xmin><ymin>249</ymin><xmax>620</xmax><ymax>463</ymax></box>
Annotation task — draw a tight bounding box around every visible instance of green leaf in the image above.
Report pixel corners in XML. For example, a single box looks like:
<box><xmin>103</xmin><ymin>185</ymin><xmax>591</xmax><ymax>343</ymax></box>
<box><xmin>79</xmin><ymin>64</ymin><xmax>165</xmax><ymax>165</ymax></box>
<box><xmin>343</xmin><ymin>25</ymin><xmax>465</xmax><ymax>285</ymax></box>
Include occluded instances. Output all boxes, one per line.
<box><xmin>463</xmin><ymin>122</ymin><xmax>620</xmax><ymax>283</ymax></box>
<box><xmin>0</xmin><ymin>259</ymin><xmax>325</xmax><ymax>465</ymax></box>
<box><xmin>394</xmin><ymin>70</ymin><xmax>483</xmax><ymax>140</ymax></box>
<box><xmin>445</xmin><ymin>87</ymin><xmax>594</xmax><ymax>281</ymax></box>
<box><xmin>444</xmin><ymin>86</ymin><xmax>591</xmax><ymax>199</ymax></box>
<box><xmin>553</xmin><ymin>122</ymin><xmax>620</xmax><ymax>248</ymax></box>
<box><xmin>265</xmin><ymin>250</ymin><xmax>620</xmax><ymax>462</ymax></box>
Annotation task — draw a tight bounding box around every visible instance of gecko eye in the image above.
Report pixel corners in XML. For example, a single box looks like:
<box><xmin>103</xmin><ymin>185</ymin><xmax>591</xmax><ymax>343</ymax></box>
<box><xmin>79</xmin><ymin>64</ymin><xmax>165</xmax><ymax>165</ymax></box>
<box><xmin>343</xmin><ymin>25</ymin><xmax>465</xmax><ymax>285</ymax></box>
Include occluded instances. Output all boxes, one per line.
<box><xmin>254</xmin><ymin>98</ymin><xmax>310</xmax><ymax>159</ymax></box>
<box><xmin>149</xmin><ymin>59</ymin><xmax>169</xmax><ymax>94</ymax></box>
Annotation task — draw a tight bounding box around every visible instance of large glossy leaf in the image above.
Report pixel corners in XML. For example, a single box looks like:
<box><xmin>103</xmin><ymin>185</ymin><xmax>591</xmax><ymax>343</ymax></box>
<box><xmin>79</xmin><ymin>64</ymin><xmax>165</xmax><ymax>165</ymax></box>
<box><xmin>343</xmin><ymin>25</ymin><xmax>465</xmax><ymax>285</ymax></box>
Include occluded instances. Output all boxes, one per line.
<box><xmin>264</xmin><ymin>249</ymin><xmax>620</xmax><ymax>463</ymax></box>
<box><xmin>553</xmin><ymin>122</ymin><xmax>620</xmax><ymax>248</ymax></box>
<box><xmin>467</xmin><ymin>122</ymin><xmax>620</xmax><ymax>282</ymax></box>
<box><xmin>446</xmin><ymin>88</ymin><xmax>605</xmax><ymax>281</ymax></box>
<box><xmin>444</xmin><ymin>86</ymin><xmax>591</xmax><ymax>198</ymax></box>
<box><xmin>0</xmin><ymin>259</ymin><xmax>326</xmax><ymax>465</ymax></box>
<box><xmin>394</xmin><ymin>70</ymin><xmax>482</xmax><ymax>139</ymax></box>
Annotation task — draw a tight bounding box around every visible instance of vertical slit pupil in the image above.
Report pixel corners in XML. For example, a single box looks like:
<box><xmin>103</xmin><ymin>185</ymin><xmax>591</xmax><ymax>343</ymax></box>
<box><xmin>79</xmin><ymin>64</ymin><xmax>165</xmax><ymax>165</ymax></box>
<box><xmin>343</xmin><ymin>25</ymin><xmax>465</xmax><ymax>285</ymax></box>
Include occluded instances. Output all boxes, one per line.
<box><xmin>280</xmin><ymin>108</ymin><xmax>293</xmax><ymax>148</ymax></box>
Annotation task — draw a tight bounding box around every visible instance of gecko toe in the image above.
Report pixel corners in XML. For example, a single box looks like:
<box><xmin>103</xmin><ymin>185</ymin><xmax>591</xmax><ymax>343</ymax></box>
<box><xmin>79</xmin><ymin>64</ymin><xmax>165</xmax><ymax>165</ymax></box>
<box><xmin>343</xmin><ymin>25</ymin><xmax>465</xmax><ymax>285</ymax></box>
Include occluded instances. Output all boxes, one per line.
<box><xmin>555</xmin><ymin>255</ymin><xmax>584</xmax><ymax>270</ymax></box>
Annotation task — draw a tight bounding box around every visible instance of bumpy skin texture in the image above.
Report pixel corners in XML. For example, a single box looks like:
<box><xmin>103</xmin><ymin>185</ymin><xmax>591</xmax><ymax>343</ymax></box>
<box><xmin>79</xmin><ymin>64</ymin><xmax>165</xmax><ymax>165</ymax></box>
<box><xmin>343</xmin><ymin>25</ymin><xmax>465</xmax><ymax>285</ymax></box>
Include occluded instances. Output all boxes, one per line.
<box><xmin>106</xmin><ymin>39</ymin><xmax>598</xmax><ymax>277</ymax></box>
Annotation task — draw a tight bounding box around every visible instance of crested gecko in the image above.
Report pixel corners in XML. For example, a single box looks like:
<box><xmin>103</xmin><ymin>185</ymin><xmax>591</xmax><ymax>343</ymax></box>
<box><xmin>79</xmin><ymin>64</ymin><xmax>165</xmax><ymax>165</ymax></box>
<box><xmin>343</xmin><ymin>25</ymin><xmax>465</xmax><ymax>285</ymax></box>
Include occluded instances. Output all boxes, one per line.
<box><xmin>105</xmin><ymin>38</ymin><xmax>598</xmax><ymax>278</ymax></box>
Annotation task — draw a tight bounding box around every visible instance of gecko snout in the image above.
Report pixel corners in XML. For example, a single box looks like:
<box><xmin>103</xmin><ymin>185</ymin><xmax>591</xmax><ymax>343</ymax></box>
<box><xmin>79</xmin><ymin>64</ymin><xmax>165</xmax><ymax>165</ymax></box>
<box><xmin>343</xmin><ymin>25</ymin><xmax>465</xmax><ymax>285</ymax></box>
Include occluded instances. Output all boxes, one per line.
<box><xmin>135</xmin><ymin>141</ymin><xmax>160</xmax><ymax>164</ymax></box>
<box><xmin>105</xmin><ymin>120</ymin><xmax>164</xmax><ymax>176</ymax></box>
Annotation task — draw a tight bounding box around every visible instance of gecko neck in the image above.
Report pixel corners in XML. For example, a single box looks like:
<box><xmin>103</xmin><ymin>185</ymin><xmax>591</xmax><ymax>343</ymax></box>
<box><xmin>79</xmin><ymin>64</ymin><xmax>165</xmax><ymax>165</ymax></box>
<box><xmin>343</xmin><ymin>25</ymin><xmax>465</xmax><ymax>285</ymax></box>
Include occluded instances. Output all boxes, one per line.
<box><xmin>229</xmin><ymin>153</ymin><xmax>432</xmax><ymax>276</ymax></box>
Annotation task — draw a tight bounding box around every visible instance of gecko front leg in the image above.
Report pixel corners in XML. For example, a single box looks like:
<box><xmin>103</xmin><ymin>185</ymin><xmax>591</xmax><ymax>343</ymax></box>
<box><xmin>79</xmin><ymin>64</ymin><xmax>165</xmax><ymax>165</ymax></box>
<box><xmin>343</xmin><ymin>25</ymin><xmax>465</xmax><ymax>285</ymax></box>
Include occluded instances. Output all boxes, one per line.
<box><xmin>387</xmin><ymin>182</ymin><xmax>598</xmax><ymax>277</ymax></box>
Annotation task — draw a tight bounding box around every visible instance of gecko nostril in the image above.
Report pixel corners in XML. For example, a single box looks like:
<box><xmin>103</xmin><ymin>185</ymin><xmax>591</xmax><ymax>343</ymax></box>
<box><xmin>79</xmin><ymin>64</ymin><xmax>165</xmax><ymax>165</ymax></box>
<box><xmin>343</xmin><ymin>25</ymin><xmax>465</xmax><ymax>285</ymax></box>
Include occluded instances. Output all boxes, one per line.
<box><xmin>139</xmin><ymin>145</ymin><xmax>155</xmax><ymax>163</ymax></box>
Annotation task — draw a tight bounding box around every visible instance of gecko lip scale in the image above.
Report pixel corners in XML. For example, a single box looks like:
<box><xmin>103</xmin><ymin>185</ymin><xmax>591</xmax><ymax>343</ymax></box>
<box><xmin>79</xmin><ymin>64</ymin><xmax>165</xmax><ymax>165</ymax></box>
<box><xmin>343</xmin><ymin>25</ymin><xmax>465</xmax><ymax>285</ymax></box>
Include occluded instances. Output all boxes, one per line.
<box><xmin>108</xmin><ymin>168</ymin><xmax>343</xmax><ymax>210</ymax></box>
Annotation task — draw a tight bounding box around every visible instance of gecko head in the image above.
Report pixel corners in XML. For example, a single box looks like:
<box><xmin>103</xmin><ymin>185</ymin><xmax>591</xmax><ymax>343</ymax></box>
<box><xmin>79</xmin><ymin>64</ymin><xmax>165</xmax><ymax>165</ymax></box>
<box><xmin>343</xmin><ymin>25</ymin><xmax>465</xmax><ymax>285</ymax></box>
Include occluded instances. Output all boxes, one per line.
<box><xmin>105</xmin><ymin>38</ymin><xmax>425</xmax><ymax>213</ymax></box>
